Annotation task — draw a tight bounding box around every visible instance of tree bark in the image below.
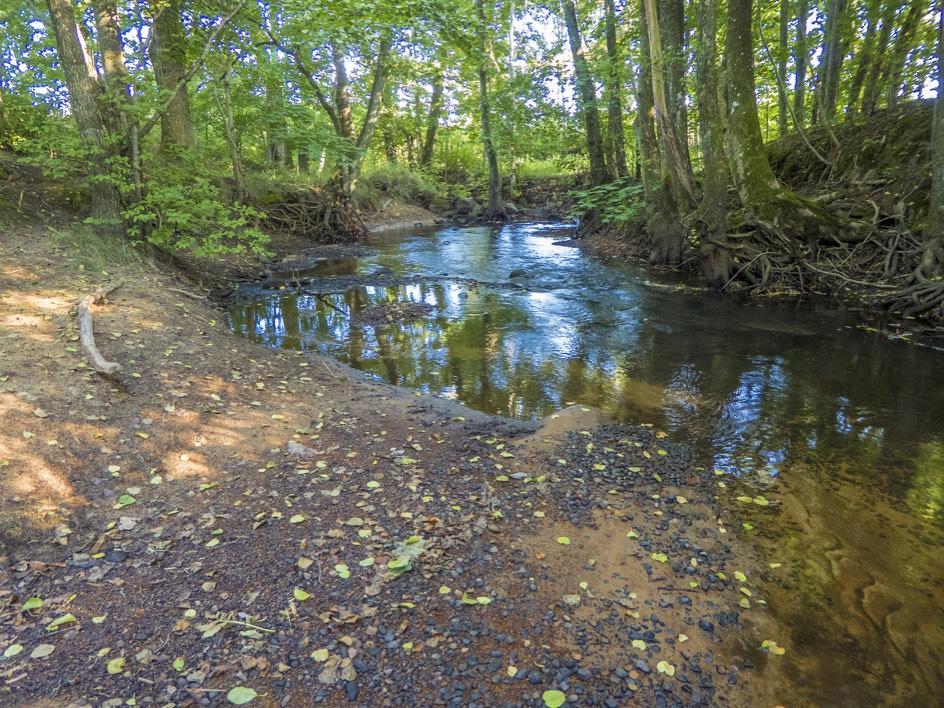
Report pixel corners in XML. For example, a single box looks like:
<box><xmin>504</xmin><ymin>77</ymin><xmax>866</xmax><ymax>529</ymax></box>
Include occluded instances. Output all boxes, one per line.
<box><xmin>150</xmin><ymin>0</ymin><xmax>194</xmax><ymax>151</ymax></box>
<box><xmin>642</xmin><ymin>0</ymin><xmax>696</xmax><ymax>263</ymax></box>
<box><xmin>477</xmin><ymin>0</ymin><xmax>506</xmax><ymax>219</ymax></box>
<box><xmin>923</xmin><ymin>4</ymin><xmax>944</xmax><ymax>276</ymax></box>
<box><xmin>45</xmin><ymin>0</ymin><xmax>125</xmax><ymax>238</ymax></box>
<box><xmin>91</xmin><ymin>0</ymin><xmax>130</xmax><ymax>134</ymax></box>
<box><xmin>561</xmin><ymin>0</ymin><xmax>609</xmax><ymax>188</ymax></box>
<box><xmin>603</xmin><ymin>0</ymin><xmax>628</xmax><ymax>177</ymax></box>
<box><xmin>694</xmin><ymin>0</ymin><xmax>730</xmax><ymax>284</ymax></box>
<box><xmin>658</xmin><ymin>0</ymin><xmax>689</xmax><ymax>154</ymax></box>
<box><xmin>635</xmin><ymin>0</ymin><xmax>661</xmax><ymax>206</ymax></box>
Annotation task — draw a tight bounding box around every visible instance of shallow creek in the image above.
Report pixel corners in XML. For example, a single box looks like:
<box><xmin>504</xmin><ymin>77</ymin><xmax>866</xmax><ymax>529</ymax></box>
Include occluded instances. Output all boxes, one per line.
<box><xmin>229</xmin><ymin>222</ymin><xmax>944</xmax><ymax>705</ymax></box>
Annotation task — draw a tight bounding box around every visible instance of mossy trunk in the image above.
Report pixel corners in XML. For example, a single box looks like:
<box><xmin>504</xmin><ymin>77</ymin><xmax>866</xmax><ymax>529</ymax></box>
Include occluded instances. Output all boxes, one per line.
<box><xmin>694</xmin><ymin>0</ymin><xmax>731</xmax><ymax>285</ymax></box>
<box><xmin>725</xmin><ymin>0</ymin><xmax>844</xmax><ymax>245</ymax></box>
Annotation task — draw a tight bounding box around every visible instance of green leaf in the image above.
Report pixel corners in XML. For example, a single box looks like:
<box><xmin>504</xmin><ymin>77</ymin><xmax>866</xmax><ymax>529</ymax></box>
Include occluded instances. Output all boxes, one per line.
<box><xmin>226</xmin><ymin>686</ymin><xmax>258</xmax><ymax>704</ymax></box>
<box><xmin>107</xmin><ymin>657</ymin><xmax>126</xmax><ymax>674</ymax></box>
<box><xmin>651</xmin><ymin>552</ymin><xmax>668</xmax><ymax>563</ymax></box>
<box><xmin>173</xmin><ymin>656</ymin><xmax>185</xmax><ymax>672</ymax></box>
<box><xmin>335</xmin><ymin>563</ymin><xmax>351</xmax><ymax>579</ymax></box>
<box><xmin>387</xmin><ymin>555</ymin><xmax>411</xmax><ymax>574</ymax></box>
<box><xmin>46</xmin><ymin>613</ymin><xmax>77</xmax><ymax>631</ymax></box>
<box><xmin>22</xmin><ymin>597</ymin><xmax>43</xmax><ymax>612</ymax></box>
<box><xmin>556</xmin><ymin>536</ymin><xmax>570</xmax><ymax>545</ymax></box>
<box><xmin>543</xmin><ymin>689</ymin><xmax>566</xmax><ymax>707</ymax></box>
<box><xmin>3</xmin><ymin>644</ymin><xmax>23</xmax><ymax>658</ymax></box>
<box><xmin>293</xmin><ymin>587</ymin><xmax>312</xmax><ymax>601</ymax></box>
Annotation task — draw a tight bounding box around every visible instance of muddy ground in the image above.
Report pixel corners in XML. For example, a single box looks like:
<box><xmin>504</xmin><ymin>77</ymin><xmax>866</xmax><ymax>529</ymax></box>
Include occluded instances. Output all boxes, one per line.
<box><xmin>0</xmin><ymin>201</ymin><xmax>793</xmax><ymax>707</ymax></box>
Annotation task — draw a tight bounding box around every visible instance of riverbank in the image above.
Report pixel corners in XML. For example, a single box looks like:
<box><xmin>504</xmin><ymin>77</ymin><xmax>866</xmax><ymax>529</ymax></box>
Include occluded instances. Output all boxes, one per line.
<box><xmin>0</xmin><ymin>203</ymin><xmax>802</xmax><ymax>705</ymax></box>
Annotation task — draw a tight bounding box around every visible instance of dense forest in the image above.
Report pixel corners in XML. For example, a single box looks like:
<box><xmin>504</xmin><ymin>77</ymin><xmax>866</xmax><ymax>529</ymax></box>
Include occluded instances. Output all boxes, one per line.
<box><xmin>0</xmin><ymin>0</ymin><xmax>941</xmax><ymax>305</ymax></box>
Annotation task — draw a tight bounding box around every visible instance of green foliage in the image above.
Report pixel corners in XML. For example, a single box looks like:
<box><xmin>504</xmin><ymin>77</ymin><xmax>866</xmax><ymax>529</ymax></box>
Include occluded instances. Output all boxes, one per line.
<box><xmin>569</xmin><ymin>177</ymin><xmax>644</xmax><ymax>225</ymax></box>
<box><xmin>124</xmin><ymin>153</ymin><xmax>269</xmax><ymax>257</ymax></box>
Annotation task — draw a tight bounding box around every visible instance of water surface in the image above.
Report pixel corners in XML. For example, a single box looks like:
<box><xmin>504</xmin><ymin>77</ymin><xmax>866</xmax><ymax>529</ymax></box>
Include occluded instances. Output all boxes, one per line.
<box><xmin>229</xmin><ymin>222</ymin><xmax>944</xmax><ymax>704</ymax></box>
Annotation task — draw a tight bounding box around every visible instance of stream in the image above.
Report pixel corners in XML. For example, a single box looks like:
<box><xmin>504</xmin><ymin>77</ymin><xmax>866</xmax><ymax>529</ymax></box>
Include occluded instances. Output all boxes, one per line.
<box><xmin>228</xmin><ymin>222</ymin><xmax>944</xmax><ymax>705</ymax></box>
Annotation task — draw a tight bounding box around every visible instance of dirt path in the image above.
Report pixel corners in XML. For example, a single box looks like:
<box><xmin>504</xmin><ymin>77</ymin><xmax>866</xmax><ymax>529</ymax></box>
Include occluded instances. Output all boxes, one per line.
<box><xmin>0</xmin><ymin>213</ymin><xmax>788</xmax><ymax>706</ymax></box>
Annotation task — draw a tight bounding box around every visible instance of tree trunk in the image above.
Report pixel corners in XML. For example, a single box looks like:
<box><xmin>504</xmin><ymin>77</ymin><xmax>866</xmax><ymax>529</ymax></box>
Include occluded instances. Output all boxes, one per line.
<box><xmin>561</xmin><ymin>0</ymin><xmax>609</xmax><ymax>188</ymax></box>
<box><xmin>812</xmin><ymin>0</ymin><xmax>852</xmax><ymax>126</ymax></box>
<box><xmin>845</xmin><ymin>0</ymin><xmax>881</xmax><ymax>115</ymax></box>
<box><xmin>635</xmin><ymin>0</ymin><xmax>661</xmax><ymax>206</ymax></box>
<box><xmin>603</xmin><ymin>0</ymin><xmax>628</xmax><ymax>177</ymax></box>
<box><xmin>777</xmin><ymin>0</ymin><xmax>789</xmax><ymax>136</ymax></box>
<box><xmin>885</xmin><ymin>0</ymin><xmax>924</xmax><ymax>108</ymax></box>
<box><xmin>45</xmin><ymin>0</ymin><xmax>125</xmax><ymax>238</ymax></box>
<box><xmin>861</xmin><ymin>0</ymin><xmax>895</xmax><ymax>114</ymax></box>
<box><xmin>793</xmin><ymin>0</ymin><xmax>810</xmax><ymax>126</ymax></box>
<box><xmin>91</xmin><ymin>0</ymin><xmax>130</xmax><ymax>135</ymax></box>
<box><xmin>695</xmin><ymin>0</ymin><xmax>731</xmax><ymax>285</ymax></box>
<box><xmin>419</xmin><ymin>49</ymin><xmax>445</xmax><ymax>168</ymax></box>
<box><xmin>221</xmin><ymin>60</ymin><xmax>245</xmax><ymax>200</ymax></box>
<box><xmin>477</xmin><ymin>0</ymin><xmax>506</xmax><ymax>220</ymax></box>
<box><xmin>352</xmin><ymin>33</ymin><xmax>392</xmax><ymax>179</ymax></box>
<box><xmin>658</xmin><ymin>0</ymin><xmax>689</xmax><ymax>154</ymax></box>
<box><xmin>923</xmin><ymin>4</ymin><xmax>943</xmax><ymax>277</ymax></box>
<box><xmin>725</xmin><ymin>0</ymin><xmax>842</xmax><ymax>244</ymax></box>
<box><xmin>642</xmin><ymin>0</ymin><xmax>696</xmax><ymax>263</ymax></box>
<box><xmin>150</xmin><ymin>0</ymin><xmax>194</xmax><ymax>151</ymax></box>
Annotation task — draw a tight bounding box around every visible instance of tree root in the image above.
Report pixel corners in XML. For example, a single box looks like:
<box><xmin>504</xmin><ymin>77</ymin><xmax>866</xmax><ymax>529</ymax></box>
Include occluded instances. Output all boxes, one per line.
<box><xmin>78</xmin><ymin>284</ymin><xmax>121</xmax><ymax>377</ymax></box>
<box><xmin>254</xmin><ymin>186</ymin><xmax>368</xmax><ymax>243</ymax></box>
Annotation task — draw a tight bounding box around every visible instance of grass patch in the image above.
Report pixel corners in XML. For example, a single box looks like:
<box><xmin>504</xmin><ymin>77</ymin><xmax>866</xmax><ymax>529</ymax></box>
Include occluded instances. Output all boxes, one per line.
<box><xmin>49</xmin><ymin>225</ymin><xmax>152</xmax><ymax>275</ymax></box>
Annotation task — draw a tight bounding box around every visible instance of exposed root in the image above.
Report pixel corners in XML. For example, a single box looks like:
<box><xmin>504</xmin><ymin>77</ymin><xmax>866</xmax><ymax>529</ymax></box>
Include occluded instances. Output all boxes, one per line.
<box><xmin>78</xmin><ymin>284</ymin><xmax>121</xmax><ymax>377</ymax></box>
<box><xmin>254</xmin><ymin>184</ymin><xmax>368</xmax><ymax>243</ymax></box>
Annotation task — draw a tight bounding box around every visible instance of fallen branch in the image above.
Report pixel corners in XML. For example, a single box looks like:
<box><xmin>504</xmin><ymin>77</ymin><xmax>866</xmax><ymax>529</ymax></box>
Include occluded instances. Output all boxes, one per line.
<box><xmin>78</xmin><ymin>284</ymin><xmax>121</xmax><ymax>376</ymax></box>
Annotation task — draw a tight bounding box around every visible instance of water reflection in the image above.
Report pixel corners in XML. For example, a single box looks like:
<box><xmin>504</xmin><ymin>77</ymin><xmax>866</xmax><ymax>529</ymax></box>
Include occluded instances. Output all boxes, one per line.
<box><xmin>229</xmin><ymin>222</ymin><xmax>944</xmax><ymax>702</ymax></box>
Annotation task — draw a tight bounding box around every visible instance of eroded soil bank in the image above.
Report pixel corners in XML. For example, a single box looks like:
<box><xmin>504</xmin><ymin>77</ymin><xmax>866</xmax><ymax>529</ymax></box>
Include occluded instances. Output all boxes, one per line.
<box><xmin>0</xmin><ymin>216</ymin><xmax>822</xmax><ymax>706</ymax></box>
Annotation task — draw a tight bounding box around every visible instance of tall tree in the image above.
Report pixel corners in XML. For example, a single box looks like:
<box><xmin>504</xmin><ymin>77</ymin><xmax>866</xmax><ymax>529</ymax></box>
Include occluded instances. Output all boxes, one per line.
<box><xmin>923</xmin><ymin>3</ymin><xmax>943</xmax><ymax>278</ymax></box>
<box><xmin>634</xmin><ymin>0</ymin><xmax>661</xmax><ymax>206</ymax></box>
<box><xmin>603</xmin><ymin>0</ymin><xmax>628</xmax><ymax>177</ymax></box>
<box><xmin>725</xmin><ymin>0</ymin><xmax>842</xmax><ymax>247</ymax></box>
<box><xmin>884</xmin><ymin>0</ymin><xmax>925</xmax><ymax>108</ymax></box>
<box><xmin>777</xmin><ymin>0</ymin><xmax>790</xmax><ymax>136</ymax></box>
<box><xmin>561</xmin><ymin>0</ymin><xmax>609</xmax><ymax>187</ymax></box>
<box><xmin>476</xmin><ymin>0</ymin><xmax>506</xmax><ymax>219</ymax></box>
<box><xmin>793</xmin><ymin>0</ymin><xmax>810</xmax><ymax>126</ymax></box>
<box><xmin>150</xmin><ymin>0</ymin><xmax>195</xmax><ymax>151</ymax></box>
<box><xmin>812</xmin><ymin>0</ymin><xmax>853</xmax><ymax>126</ymax></box>
<box><xmin>419</xmin><ymin>47</ymin><xmax>446</xmax><ymax>168</ymax></box>
<box><xmin>280</xmin><ymin>32</ymin><xmax>392</xmax><ymax>198</ymax></box>
<box><xmin>845</xmin><ymin>0</ymin><xmax>881</xmax><ymax>115</ymax></box>
<box><xmin>694</xmin><ymin>0</ymin><xmax>729</xmax><ymax>282</ymax></box>
<box><xmin>860</xmin><ymin>0</ymin><xmax>896</xmax><ymax>114</ymax></box>
<box><xmin>45</xmin><ymin>0</ymin><xmax>125</xmax><ymax>237</ymax></box>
